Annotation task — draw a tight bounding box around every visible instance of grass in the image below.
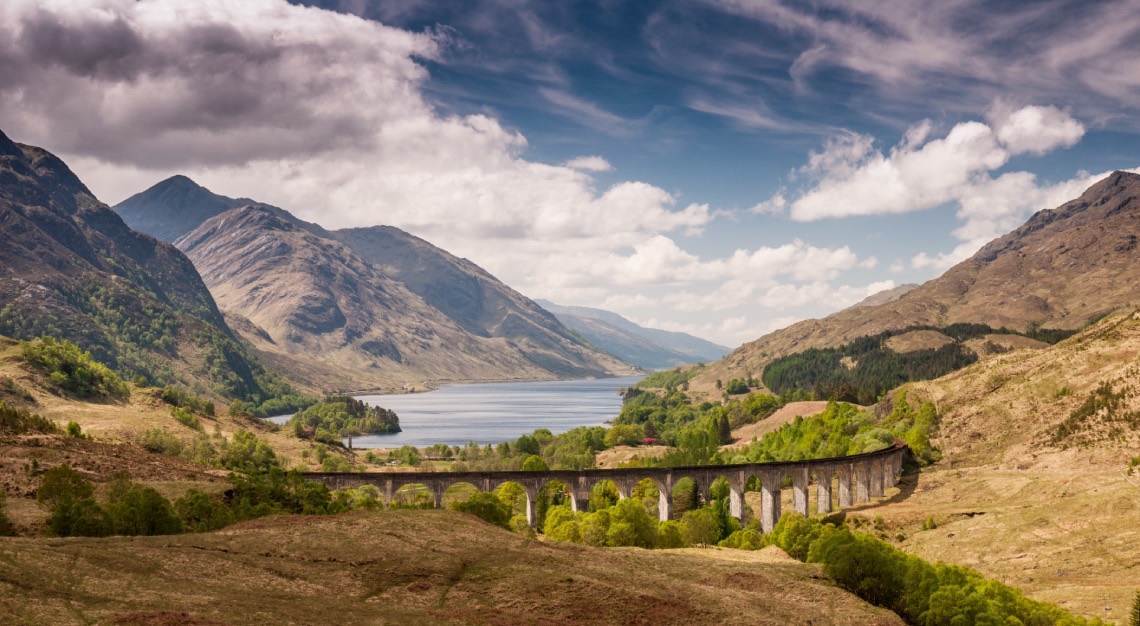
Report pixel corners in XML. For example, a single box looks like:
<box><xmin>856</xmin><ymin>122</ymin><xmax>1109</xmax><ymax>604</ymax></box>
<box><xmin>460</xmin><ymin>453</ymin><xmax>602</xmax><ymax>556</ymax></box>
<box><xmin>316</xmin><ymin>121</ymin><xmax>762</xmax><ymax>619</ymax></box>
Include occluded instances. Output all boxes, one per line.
<box><xmin>0</xmin><ymin>510</ymin><xmax>904</xmax><ymax>626</ymax></box>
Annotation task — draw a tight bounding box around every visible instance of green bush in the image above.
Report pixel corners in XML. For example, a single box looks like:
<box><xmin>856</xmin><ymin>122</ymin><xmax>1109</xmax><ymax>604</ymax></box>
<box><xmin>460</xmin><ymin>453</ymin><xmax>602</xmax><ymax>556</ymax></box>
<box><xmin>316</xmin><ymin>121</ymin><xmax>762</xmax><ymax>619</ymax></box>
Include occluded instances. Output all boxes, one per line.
<box><xmin>174</xmin><ymin>489</ymin><xmax>233</xmax><ymax>533</ymax></box>
<box><xmin>452</xmin><ymin>492</ymin><xmax>512</xmax><ymax>529</ymax></box>
<box><xmin>160</xmin><ymin>386</ymin><xmax>215</xmax><ymax>416</ymax></box>
<box><xmin>0</xmin><ymin>493</ymin><xmax>14</xmax><ymax>536</ymax></box>
<box><xmin>218</xmin><ymin>429</ymin><xmax>279</xmax><ymax>473</ymax></box>
<box><xmin>36</xmin><ymin>465</ymin><xmax>94</xmax><ymax>507</ymax></box>
<box><xmin>681</xmin><ymin>507</ymin><xmax>722</xmax><ymax>547</ymax></box>
<box><xmin>139</xmin><ymin>428</ymin><xmax>184</xmax><ymax>456</ymax></box>
<box><xmin>0</xmin><ymin>402</ymin><xmax>60</xmax><ymax>435</ymax></box>
<box><xmin>21</xmin><ymin>336</ymin><xmax>129</xmax><ymax>399</ymax></box>
<box><xmin>769</xmin><ymin>514</ymin><xmax>1104</xmax><ymax>626</ymax></box>
<box><xmin>48</xmin><ymin>496</ymin><xmax>112</xmax><ymax>537</ymax></box>
<box><xmin>171</xmin><ymin>407</ymin><xmax>202</xmax><ymax>431</ymax></box>
<box><xmin>226</xmin><ymin>468</ymin><xmax>340</xmax><ymax>519</ymax></box>
<box><xmin>106</xmin><ymin>483</ymin><xmax>184</xmax><ymax>536</ymax></box>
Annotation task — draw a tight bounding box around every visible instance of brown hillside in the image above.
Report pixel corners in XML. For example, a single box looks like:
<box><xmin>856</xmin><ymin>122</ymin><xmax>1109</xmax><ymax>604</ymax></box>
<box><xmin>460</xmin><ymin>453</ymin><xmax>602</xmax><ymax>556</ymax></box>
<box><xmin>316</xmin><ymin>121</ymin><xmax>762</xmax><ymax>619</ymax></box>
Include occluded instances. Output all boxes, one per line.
<box><xmin>0</xmin><ymin>509</ymin><xmax>904</xmax><ymax>626</ymax></box>
<box><xmin>694</xmin><ymin>171</ymin><xmax>1140</xmax><ymax>393</ymax></box>
<box><xmin>863</xmin><ymin>310</ymin><xmax>1140</xmax><ymax>619</ymax></box>
<box><xmin>177</xmin><ymin>206</ymin><xmax>633</xmax><ymax>393</ymax></box>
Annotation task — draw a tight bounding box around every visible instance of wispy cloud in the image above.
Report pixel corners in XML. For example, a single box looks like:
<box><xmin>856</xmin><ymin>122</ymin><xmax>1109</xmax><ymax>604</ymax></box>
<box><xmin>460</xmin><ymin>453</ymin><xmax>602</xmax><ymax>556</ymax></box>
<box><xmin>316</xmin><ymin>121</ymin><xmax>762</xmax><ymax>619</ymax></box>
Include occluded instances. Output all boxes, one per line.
<box><xmin>701</xmin><ymin>0</ymin><xmax>1140</xmax><ymax>123</ymax></box>
<box><xmin>538</xmin><ymin>87</ymin><xmax>638</xmax><ymax>136</ymax></box>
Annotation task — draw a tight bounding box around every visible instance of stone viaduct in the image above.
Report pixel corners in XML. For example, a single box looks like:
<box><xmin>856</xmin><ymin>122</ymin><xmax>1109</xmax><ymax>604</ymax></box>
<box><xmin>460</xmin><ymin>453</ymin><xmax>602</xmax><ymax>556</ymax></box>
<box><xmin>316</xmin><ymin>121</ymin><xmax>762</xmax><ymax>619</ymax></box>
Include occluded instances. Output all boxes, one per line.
<box><xmin>304</xmin><ymin>442</ymin><xmax>907</xmax><ymax>533</ymax></box>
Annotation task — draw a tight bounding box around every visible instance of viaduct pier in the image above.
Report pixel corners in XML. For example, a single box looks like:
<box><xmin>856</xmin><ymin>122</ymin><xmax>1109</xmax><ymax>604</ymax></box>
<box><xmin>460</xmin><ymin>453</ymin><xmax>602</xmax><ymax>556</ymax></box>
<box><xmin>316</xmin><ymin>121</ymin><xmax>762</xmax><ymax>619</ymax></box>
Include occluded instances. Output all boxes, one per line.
<box><xmin>304</xmin><ymin>442</ymin><xmax>907</xmax><ymax>533</ymax></box>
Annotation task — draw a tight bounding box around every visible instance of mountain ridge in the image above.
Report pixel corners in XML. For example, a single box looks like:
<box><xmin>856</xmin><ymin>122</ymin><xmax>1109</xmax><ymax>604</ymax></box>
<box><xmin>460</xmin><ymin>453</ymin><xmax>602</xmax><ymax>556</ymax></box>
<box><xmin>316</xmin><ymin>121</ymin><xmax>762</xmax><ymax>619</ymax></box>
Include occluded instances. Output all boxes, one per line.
<box><xmin>691</xmin><ymin>171</ymin><xmax>1140</xmax><ymax>396</ymax></box>
<box><xmin>115</xmin><ymin>176</ymin><xmax>634</xmax><ymax>391</ymax></box>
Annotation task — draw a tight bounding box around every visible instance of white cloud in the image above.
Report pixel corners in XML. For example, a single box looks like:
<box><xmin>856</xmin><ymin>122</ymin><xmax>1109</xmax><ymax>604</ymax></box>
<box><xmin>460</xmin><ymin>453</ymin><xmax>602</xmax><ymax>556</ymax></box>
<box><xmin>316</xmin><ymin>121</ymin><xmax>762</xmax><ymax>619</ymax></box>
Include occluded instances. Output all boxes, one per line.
<box><xmin>989</xmin><ymin>104</ymin><xmax>1085</xmax><ymax>156</ymax></box>
<box><xmin>748</xmin><ymin>192</ymin><xmax>786</xmax><ymax>215</ymax></box>
<box><xmin>564</xmin><ymin>155</ymin><xmax>613</xmax><ymax>172</ymax></box>
<box><xmin>769</xmin><ymin>104</ymin><xmax>1106</xmax><ymax>272</ymax></box>
<box><xmin>789</xmin><ymin>118</ymin><xmax>1013</xmax><ymax>221</ymax></box>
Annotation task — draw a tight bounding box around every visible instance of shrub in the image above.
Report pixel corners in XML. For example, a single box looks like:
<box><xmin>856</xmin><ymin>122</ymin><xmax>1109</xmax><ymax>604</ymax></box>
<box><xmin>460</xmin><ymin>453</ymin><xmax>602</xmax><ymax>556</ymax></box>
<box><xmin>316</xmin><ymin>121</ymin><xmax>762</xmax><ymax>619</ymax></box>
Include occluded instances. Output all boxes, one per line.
<box><xmin>606</xmin><ymin>498</ymin><xmax>658</xmax><ymax>548</ymax></box>
<box><xmin>171</xmin><ymin>407</ymin><xmax>202</xmax><ymax>431</ymax></box>
<box><xmin>218</xmin><ymin>429</ymin><xmax>279</xmax><ymax>473</ymax></box>
<box><xmin>655</xmin><ymin>520</ymin><xmax>687</xmax><ymax>548</ymax></box>
<box><xmin>36</xmin><ymin>465</ymin><xmax>94</xmax><ymax>507</ymax></box>
<box><xmin>48</xmin><ymin>496</ymin><xmax>112</xmax><ymax>537</ymax></box>
<box><xmin>509</xmin><ymin>514</ymin><xmax>536</xmax><ymax>538</ymax></box>
<box><xmin>0</xmin><ymin>402</ymin><xmax>60</xmax><ymax>435</ymax></box>
<box><xmin>770</xmin><ymin>515</ymin><xmax>1102</xmax><ymax>626</ymax></box>
<box><xmin>681</xmin><ymin>507</ymin><xmax>722</xmax><ymax>547</ymax></box>
<box><xmin>21</xmin><ymin>336</ymin><xmax>129</xmax><ymax>399</ymax></box>
<box><xmin>719</xmin><ymin>527</ymin><xmax>763</xmax><ymax>550</ymax></box>
<box><xmin>160</xmin><ymin>386</ymin><xmax>215</xmax><ymax>416</ymax></box>
<box><xmin>139</xmin><ymin>428</ymin><xmax>184</xmax><ymax>456</ymax></box>
<box><xmin>106</xmin><ymin>484</ymin><xmax>184</xmax><ymax>536</ymax></box>
<box><xmin>174</xmin><ymin>489</ymin><xmax>233</xmax><ymax>533</ymax></box>
<box><xmin>452</xmin><ymin>492</ymin><xmax>512</xmax><ymax>529</ymax></box>
<box><xmin>226</xmin><ymin>468</ymin><xmax>338</xmax><ymax>519</ymax></box>
<box><xmin>0</xmin><ymin>493</ymin><xmax>14</xmax><ymax>536</ymax></box>
<box><xmin>66</xmin><ymin>421</ymin><xmax>83</xmax><ymax>438</ymax></box>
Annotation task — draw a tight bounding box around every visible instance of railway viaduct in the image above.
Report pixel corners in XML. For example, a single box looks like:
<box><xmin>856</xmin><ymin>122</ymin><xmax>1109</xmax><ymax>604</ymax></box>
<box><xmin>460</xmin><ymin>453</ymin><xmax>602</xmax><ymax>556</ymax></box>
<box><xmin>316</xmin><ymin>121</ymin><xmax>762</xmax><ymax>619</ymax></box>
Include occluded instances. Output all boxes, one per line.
<box><xmin>304</xmin><ymin>442</ymin><xmax>907</xmax><ymax>533</ymax></box>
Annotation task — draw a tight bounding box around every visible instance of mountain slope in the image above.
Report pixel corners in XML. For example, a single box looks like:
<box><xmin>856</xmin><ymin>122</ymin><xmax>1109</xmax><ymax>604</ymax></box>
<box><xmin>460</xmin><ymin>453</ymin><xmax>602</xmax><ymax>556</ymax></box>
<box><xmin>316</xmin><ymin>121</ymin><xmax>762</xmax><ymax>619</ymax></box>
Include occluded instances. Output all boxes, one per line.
<box><xmin>535</xmin><ymin>299</ymin><xmax>729</xmax><ymax>369</ymax></box>
<box><xmin>694</xmin><ymin>171</ymin><xmax>1140</xmax><ymax>393</ymax></box>
<box><xmin>176</xmin><ymin>205</ymin><xmax>632</xmax><ymax>391</ymax></box>
<box><xmin>0</xmin><ymin>130</ymin><xmax>274</xmax><ymax>401</ymax></box>
<box><xmin>333</xmin><ymin>227</ymin><xmax>633</xmax><ymax>377</ymax></box>
<box><xmin>114</xmin><ymin>175</ymin><xmax>249</xmax><ymax>243</ymax></box>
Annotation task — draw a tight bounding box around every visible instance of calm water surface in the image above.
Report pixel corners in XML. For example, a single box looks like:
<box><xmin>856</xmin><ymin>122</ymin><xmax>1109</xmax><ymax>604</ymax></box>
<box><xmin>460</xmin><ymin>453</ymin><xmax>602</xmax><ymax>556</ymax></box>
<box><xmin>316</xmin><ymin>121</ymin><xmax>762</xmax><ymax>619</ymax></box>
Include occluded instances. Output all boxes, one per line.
<box><xmin>269</xmin><ymin>376</ymin><xmax>640</xmax><ymax>448</ymax></box>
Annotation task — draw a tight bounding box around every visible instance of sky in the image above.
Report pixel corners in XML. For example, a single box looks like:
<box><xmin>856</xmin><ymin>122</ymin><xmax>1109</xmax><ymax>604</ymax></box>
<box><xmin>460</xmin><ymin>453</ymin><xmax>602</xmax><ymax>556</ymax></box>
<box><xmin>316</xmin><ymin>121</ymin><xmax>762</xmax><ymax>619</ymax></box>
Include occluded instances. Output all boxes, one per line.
<box><xmin>2</xmin><ymin>0</ymin><xmax>1140</xmax><ymax>348</ymax></box>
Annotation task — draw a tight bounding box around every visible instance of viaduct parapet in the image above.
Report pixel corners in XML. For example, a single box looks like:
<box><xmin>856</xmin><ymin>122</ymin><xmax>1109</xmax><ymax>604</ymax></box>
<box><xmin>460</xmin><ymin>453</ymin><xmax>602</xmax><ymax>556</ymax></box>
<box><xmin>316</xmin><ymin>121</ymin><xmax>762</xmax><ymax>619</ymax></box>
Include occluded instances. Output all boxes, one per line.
<box><xmin>304</xmin><ymin>443</ymin><xmax>907</xmax><ymax>533</ymax></box>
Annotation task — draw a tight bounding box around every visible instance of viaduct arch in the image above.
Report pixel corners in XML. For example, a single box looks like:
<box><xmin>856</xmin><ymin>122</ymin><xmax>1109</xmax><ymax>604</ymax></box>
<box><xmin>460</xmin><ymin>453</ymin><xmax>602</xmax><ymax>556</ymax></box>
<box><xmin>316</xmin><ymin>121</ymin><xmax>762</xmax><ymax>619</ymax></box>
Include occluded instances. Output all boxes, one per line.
<box><xmin>303</xmin><ymin>442</ymin><xmax>907</xmax><ymax>533</ymax></box>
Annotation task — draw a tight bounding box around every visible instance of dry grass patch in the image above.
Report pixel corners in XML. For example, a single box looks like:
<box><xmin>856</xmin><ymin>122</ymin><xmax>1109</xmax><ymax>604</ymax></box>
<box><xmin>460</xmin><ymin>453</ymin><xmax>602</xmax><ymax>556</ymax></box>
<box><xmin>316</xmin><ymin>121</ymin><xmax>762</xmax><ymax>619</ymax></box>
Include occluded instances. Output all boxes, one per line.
<box><xmin>0</xmin><ymin>509</ymin><xmax>904</xmax><ymax>626</ymax></box>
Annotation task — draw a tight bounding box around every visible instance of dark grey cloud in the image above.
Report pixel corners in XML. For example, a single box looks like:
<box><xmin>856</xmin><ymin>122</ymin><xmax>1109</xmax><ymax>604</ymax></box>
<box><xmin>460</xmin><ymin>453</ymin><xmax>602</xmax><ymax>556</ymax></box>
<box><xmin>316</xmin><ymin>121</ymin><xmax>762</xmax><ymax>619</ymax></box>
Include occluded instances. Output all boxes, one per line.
<box><xmin>0</xmin><ymin>1</ymin><xmax>435</xmax><ymax>168</ymax></box>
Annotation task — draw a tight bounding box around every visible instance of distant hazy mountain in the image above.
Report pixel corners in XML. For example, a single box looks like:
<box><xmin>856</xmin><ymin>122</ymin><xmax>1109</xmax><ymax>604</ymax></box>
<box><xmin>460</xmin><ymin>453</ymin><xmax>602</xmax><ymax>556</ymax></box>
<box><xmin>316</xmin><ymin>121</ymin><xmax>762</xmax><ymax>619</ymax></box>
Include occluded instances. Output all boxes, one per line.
<box><xmin>534</xmin><ymin>300</ymin><xmax>729</xmax><ymax>369</ymax></box>
<box><xmin>695</xmin><ymin>171</ymin><xmax>1140</xmax><ymax>390</ymax></box>
<box><xmin>117</xmin><ymin>177</ymin><xmax>634</xmax><ymax>391</ymax></box>
<box><xmin>0</xmin><ymin>130</ymin><xmax>273</xmax><ymax>400</ymax></box>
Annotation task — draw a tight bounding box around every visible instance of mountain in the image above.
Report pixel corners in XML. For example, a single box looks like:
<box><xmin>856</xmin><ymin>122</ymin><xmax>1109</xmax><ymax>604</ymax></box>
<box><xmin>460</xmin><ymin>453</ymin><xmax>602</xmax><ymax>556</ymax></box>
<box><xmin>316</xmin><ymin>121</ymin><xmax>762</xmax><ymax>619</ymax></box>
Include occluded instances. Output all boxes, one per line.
<box><xmin>848</xmin><ymin>283</ymin><xmax>919</xmax><ymax>309</ymax></box>
<box><xmin>114</xmin><ymin>175</ymin><xmax>250</xmax><ymax>243</ymax></box>
<box><xmin>113</xmin><ymin>176</ymin><xmax>633</xmax><ymax>390</ymax></box>
<box><xmin>692</xmin><ymin>171</ymin><xmax>1140</xmax><ymax>394</ymax></box>
<box><xmin>176</xmin><ymin>205</ymin><xmax>631</xmax><ymax>390</ymax></box>
<box><xmin>534</xmin><ymin>300</ymin><xmax>730</xmax><ymax>369</ymax></box>
<box><xmin>0</xmin><ymin>130</ymin><xmax>276</xmax><ymax>401</ymax></box>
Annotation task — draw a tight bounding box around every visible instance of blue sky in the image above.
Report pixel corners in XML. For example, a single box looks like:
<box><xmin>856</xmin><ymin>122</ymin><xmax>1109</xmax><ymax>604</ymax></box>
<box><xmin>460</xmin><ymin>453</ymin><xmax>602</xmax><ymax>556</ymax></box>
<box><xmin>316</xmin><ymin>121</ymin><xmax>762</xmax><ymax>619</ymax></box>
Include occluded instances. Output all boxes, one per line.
<box><xmin>2</xmin><ymin>0</ymin><xmax>1139</xmax><ymax>346</ymax></box>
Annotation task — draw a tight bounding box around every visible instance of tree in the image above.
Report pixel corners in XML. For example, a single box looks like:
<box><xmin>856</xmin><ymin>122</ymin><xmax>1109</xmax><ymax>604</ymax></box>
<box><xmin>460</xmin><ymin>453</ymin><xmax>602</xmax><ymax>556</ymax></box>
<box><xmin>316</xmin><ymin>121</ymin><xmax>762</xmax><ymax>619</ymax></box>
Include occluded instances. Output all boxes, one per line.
<box><xmin>717</xmin><ymin>413</ymin><xmax>732</xmax><ymax>444</ymax></box>
<box><xmin>107</xmin><ymin>484</ymin><xmax>184</xmax><ymax>536</ymax></box>
<box><xmin>520</xmin><ymin>455</ymin><xmax>549</xmax><ymax>471</ymax></box>
<box><xmin>452</xmin><ymin>492</ymin><xmax>512</xmax><ymax>529</ymax></box>
<box><xmin>605</xmin><ymin>498</ymin><xmax>658</xmax><ymax>548</ymax></box>
<box><xmin>681</xmin><ymin>508</ymin><xmax>721</xmax><ymax>547</ymax></box>
<box><xmin>36</xmin><ymin>465</ymin><xmax>93</xmax><ymax>507</ymax></box>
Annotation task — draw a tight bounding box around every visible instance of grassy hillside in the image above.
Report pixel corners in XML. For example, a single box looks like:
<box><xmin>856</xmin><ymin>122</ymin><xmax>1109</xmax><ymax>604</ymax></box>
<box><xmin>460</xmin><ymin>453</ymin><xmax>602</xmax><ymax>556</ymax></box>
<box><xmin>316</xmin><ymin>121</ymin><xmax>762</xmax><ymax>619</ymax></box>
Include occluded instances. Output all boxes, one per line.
<box><xmin>866</xmin><ymin>309</ymin><xmax>1140</xmax><ymax>619</ymax></box>
<box><xmin>0</xmin><ymin>509</ymin><xmax>905</xmax><ymax>626</ymax></box>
